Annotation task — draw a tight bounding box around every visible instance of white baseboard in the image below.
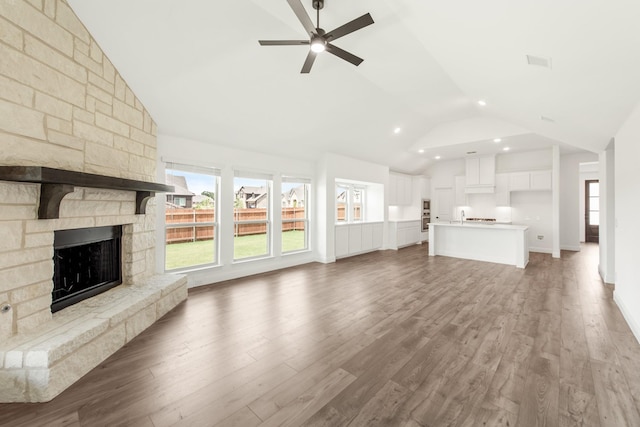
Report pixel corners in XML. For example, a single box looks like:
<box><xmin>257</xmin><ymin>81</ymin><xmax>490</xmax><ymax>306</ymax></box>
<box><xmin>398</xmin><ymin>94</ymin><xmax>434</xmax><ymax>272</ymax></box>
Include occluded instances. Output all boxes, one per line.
<box><xmin>614</xmin><ymin>292</ymin><xmax>640</xmax><ymax>345</ymax></box>
<box><xmin>561</xmin><ymin>245</ymin><xmax>581</xmax><ymax>251</ymax></box>
<box><xmin>529</xmin><ymin>247</ymin><xmax>552</xmax><ymax>254</ymax></box>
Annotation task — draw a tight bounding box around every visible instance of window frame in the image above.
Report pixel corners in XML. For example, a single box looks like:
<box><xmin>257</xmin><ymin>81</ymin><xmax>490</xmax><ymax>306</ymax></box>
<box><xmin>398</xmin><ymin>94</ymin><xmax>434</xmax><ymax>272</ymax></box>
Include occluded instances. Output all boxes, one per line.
<box><xmin>233</xmin><ymin>172</ymin><xmax>273</xmax><ymax>261</ymax></box>
<box><xmin>281</xmin><ymin>178</ymin><xmax>310</xmax><ymax>254</ymax></box>
<box><xmin>336</xmin><ymin>182</ymin><xmax>366</xmax><ymax>224</ymax></box>
<box><xmin>164</xmin><ymin>163</ymin><xmax>220</xmax><ymax>272</ymax></box>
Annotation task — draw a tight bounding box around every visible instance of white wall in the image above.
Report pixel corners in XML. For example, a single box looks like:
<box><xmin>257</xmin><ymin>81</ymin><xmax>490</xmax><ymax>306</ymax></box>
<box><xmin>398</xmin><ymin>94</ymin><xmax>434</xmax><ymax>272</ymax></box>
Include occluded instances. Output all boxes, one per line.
<box><xmin>558</xmin><ymin>152</ymin><xmax>599</xmax><ymax>250</ymax></box>
<box><xmin>599</xmin><ymin>143</ymin><xmax>615</xmax><ymax>284</ymax></box>
<box><xmin>156</xmin><ymin>134</ymin><xmax>316</xmax><ymax>286</ymax></box>
<box><xmin>496</xmin><ymin>149</ymin><xmax>552</xmax><ymax>172</ymax></box>
<box><xmin>511</xmin><ymin>191</ymin><xmax>553</xmax><ymax>253</ymax></box>
<box><xmin>614</xmin><ymin>101</ymin><xmax>640</xmax><ymax>342</ymax></box>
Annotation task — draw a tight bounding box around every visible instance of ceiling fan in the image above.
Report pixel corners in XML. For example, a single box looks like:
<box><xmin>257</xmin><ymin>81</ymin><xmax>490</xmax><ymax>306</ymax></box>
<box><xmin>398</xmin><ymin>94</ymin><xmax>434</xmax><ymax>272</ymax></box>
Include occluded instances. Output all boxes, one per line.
<box><xmin>259</xmin><ymin>0</ymin><xmax>374</xmax><ymax>73</ymax></box>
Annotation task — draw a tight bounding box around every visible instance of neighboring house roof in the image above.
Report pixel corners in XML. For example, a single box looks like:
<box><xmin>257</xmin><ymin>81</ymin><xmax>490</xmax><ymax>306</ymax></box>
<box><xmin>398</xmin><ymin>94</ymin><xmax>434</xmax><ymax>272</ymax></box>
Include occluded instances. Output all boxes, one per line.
<box><xmin>166</xmin><ymin>174</ymin><xmax>195</xmax><ymax>197</ymax></box>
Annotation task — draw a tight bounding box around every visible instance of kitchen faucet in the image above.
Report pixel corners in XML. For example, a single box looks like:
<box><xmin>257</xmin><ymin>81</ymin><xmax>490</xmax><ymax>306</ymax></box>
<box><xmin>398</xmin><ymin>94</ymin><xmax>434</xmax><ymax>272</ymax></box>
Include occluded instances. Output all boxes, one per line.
<box><xmin>461</xmin><ymin>209</ymin><xmax>465</xmax><ymax>224</ymax></box>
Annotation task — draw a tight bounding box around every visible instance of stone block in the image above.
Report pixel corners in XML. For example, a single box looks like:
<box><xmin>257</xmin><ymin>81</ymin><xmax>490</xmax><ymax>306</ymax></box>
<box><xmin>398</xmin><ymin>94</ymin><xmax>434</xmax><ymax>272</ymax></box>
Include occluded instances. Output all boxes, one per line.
<box><xmin>85</xmin><ymin>142</ymin><xmax>130</xmax><ymax>171</ymax></box>
<box><xmin>157</xmin><ymin>286</ymin><xmax>188</xmax><ymax>319</ymax></box>
<box><xmin>88</xmin><ymin>71</ymin><xmax>114</xmax><ymax>95</ymax></box>
<box><xmin>86</xmin><ymin>83</ymin><xmax>112</xmax><ymax>106</ymax></box>
<box><xmin>114</xmin><ymin>135</ymin><xmax>144</xmax><ymax>156</ymax></box>
<box><xmin>143</xmin><ymin>145</ymin><xmax>157</xmax><ymax>160</ymax></box>
<box><xmin>47</xmin><ymin>130</ymin><xmax>84</xmax><ymax>150</ymax></box>
<box><xmin>0</xmin><ymin>221</ymin><xmax>24</xmax><ymax>253</ymax></box>
<box><xmin>143</xmin><ymin>110</ymin><xmax>151</xmax><ymax>133</ymax></box>
<box><xmin>24</xmin><ymin>232</ymin><xmax>54</xmax><ymax>248</ymax></box>
<box><xmin>130</xmin><ymin>127</ymin><xmax>156</xmax><ymax>147</ymax></box>
<box><xmin>113</xmin><ymin>99</ymin><xmax>143</xmax><ymax>129</ymax></box>
<box><xmin>0</xmin><ymin>294</ymin><xmax>13</xmax><ymax>341</ymax></box>
<box><xmin>72</xmin><ymin>50</ymin><xmax>102</xmax><ymax>77</ymax></box>
<box><xmin>16</xmin><ymin>309</ymin><xmax>52</xmax><ymax>335</ymax></box>
<box><xmin>125</xmin><ymin>304</ymin><xmax>156</xmax><ymax>342</ymax></box>
<box><xmin>0</xmin><ymin>247</ymin><xmax>50</xmax><ymax>270</ymax></box>
<box><xmin>46</xmin><ymin>117</ymin><xmax>72</xmax><ymax>135</ymax></box>
<box><xmin>24</xmin><ymin>350</ymin><xmax>48</xmax><ymax>368</ymax></box>
<box><xmin>35</xmin><ymin>91</ymin><xmax>73</xmax><ymax>120</ymax></box>
<box><xmin>0</xmin><ymin>205</ymin><xmax>37</xmax><ymax>221</ymax></box>
<box><xmin>0</xmin><ymin>98</ymin><xmax>45</xmax><ymax>140</ymax></box>
<box><xmin>0</xmin><ymin>0</ymin><xmax>73</xmax><ymax>56</ymax></box>
<box><xmin>5</xmin><ymin>350</ymin><xmax>23</xmax><ymax>368</ymax></box>
<box><xmin>14</xmin><ymin>294</ymin><xmax>51</xmax><ymax>320</ymax></box>
<box><xmin>103</xmin><ymin>58</ymin><xmax>115</xmax><ymax>84</ymax></box>
<box><xmin>38</xmin><ymin>317</ymin><xmax>110</xmax><ymax>366</ymax></box>
<box><xmin>25</xmin><ymin>34</ymin><xmax>87</xmax><ymax>84</ymax></box>
<box><xmin>0</xmin><ymin>74</ymin><xmax>33</xmax><ymax>107</ymax></box>
<box><xmin>82</xmin><ymin>188</ymin><xmax>133</xmax><ymax>202</ymax></box>
<box><xmin>55</xmin><ymin>0</ymin><xmax>90</xmax><ymax>44</ymax></box>
<box><xmin>94</xmin><ymin>98</ymin><xmax>112</xmax><ymax>116</ymax></box>
<box><xmin>89</xmin><ymin>39</ymin><xmax>102</xmax><ymax>63</ymax></box>
<box><xmin>0</xmin><ymin>370</ymin><xmax>27</xmax><ymax>402</ymax></box>
<box><xmin>125</xmin><ymin>87</ymin><xmax>135</xmax><ymax>106</ymax></box>
<box><xmin>0</xmin><ymin>260</ymin><xmax>53</xmax><ymax>293</ymax></box>
<box><xmin>72</xmin><ymin>107</ymin><xmax>94</xmax><ymax>124</ymax></box>
<box><xmin>59</xmin><ymin>200</ymin><xmax>122</xmax><ymax>218</ymax></box>
<box><xmin>1</xmin><ymin>132</ymin><xmax>84</xmax><ymax>170</ymax></box>
<box><xmin>95</xmin><ymin>112</ymin><xmax>129</xmax><ymax>137</ymax></box>
<box><xmin>114</xmin><ymin>74</ymin><xmax>126</xmax><ymax>101</ymax></box>
<box><xmin>43</xmin><ymin>0</ymin><xmax>55</xmax><ymax>18</ymax></box>
<box><xmin>0</xmin><ymin>14</ymin><xmax>24</xmax><ymax>50</ymax></box>
<box><xmin>74</xmin><ymin>122</ymin><xmax>115</xmax><ymax>147</ymax></box>
<box><xmin>0</xmin><ymin>183</ymin><xmax>38</xmax><ymax>204</ymax></box>
<box><xmin>9</xmin><ymin>280</ymin><xmax>51</xmax><ymax>303</ymax></box>
<box><xmin>25</xmin><ymin>0</ymin><xmax>42</xmax><ymax>10</ymax></box>
<box><xmin>120</xmin><ymin>202</ymin><xmax>136</xmax><ymax>215</ymax></box>
<box><xmin>74</xmin><ymin>37</ymin><xmax>89</xmax><ymax>56</ymax></box>
<box><xmin>0</xmin><ymin>43</ymin><xmax>84</xmax><ymax>107</ymax></box>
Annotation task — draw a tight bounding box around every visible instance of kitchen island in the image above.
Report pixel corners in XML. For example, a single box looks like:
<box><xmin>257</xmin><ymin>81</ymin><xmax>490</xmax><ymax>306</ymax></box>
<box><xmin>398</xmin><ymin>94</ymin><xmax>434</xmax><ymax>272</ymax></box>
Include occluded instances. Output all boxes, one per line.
<box><xmin>428</xmin><ymin>222</ymin><xmax>529</xmax><ymax>268</ymax></box>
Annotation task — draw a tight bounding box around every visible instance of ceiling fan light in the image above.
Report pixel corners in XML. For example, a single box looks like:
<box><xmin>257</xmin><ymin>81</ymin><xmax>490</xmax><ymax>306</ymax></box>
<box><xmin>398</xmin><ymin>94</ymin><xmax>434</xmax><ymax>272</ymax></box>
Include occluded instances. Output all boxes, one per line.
<box><xmin>310</xmin><ymin>38</ymin><xmax>326</xmax><ymax>53</ymax></box>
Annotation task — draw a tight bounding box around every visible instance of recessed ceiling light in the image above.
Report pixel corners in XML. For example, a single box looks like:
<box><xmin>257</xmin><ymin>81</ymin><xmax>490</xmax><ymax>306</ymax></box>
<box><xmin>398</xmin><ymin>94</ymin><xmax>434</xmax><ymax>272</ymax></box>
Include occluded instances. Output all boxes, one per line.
<box><xmin>435</xmin><ymin>155</ymin><xmax>441</xmax><ymax>160</ymax></box>
<box><xmin>477</xmin><ymin>100</ymin><xmax>487</xmax><ymax>107</ymax></box>
<box><xmin>503</xmin><ymin>147</ymin><xmax>510</xmax><ymax>151</ymax></box>
<box><xmin>493</xmin><ymin>138</ymin><xmax>502</xmax><ymax>143</ymax></box>
<box><xmin>393</xmin><ymin>127</ymin><xmax>402</xmax><ymax>134</ymax></box>
<box><xmin>418</xmin><ymin>149</ymin><xmax>424</xmax><ymax>154</ymax></box>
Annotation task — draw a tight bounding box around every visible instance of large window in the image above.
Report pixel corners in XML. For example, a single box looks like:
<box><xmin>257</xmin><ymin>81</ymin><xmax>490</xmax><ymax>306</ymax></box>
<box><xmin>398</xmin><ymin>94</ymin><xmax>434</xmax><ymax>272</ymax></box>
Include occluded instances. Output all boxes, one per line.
<box><xmin>165</xmin><ymin>163</ymin><xmax>219</xmax><ymax>271</ymax></box>
<box><xmin>336</xmin><ymin>182</ymin><xmax>365</xmax><ymax>223</ymax></box>
<box><xmin>234</xmin><ymin>172</ymin><xmax>271</xmax><ymax>260</ymax></box>
<box><xmin>282</xmin><ymin>178</ymin><xmax>309</xmax><ymax>253</ymax></box>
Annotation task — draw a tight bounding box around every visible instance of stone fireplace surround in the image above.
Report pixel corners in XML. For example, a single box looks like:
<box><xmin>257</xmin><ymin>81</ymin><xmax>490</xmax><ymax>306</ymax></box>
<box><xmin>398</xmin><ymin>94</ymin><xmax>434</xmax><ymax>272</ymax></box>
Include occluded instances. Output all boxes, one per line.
<box><xmin>0</xmin><ymin>181</ymin><xmax>187</xmax><ymax>402</ymax></box>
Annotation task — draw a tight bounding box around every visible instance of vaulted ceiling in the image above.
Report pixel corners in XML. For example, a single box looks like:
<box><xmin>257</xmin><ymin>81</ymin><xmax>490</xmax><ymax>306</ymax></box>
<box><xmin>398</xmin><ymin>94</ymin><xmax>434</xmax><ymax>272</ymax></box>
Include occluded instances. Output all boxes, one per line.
<box><xmin>67</xmin><ymin>0</ymin><xmax>640</xmax><ymax>174</ymax></box>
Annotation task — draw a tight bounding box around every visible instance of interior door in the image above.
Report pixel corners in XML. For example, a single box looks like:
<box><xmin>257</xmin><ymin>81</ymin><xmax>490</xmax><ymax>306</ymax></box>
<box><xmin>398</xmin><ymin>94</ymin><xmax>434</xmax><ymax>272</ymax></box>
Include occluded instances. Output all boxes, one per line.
<box><xmin>585</xmin><ymin>180</ymin><xmax>599</xmax><ymax>243</ymax></box>
<box><xmin>434</xmin><ymin>188</ymin><xmax>453</xmax><ymax>223</ymax></box>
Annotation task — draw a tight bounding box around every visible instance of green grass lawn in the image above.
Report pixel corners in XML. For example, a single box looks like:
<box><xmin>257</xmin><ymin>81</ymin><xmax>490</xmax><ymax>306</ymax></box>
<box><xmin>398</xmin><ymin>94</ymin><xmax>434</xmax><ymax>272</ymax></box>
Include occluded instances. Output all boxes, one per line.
<box><xmin>165</xmin><ymin>231</ymin><xmax>305</xmax><ymax>270</ymax></box>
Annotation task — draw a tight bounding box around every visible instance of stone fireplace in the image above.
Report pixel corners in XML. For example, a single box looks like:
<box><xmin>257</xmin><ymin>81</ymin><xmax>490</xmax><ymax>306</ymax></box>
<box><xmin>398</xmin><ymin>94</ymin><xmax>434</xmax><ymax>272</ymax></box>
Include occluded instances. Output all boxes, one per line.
<box><xmin>0</xmin><ymin>0</ymin><xmax>187</xmax><ymax>402</ymax></box>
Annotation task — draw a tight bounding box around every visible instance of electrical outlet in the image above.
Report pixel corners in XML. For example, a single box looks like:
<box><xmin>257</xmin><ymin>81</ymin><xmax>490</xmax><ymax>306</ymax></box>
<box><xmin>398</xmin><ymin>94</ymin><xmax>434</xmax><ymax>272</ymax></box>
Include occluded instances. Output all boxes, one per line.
<box><xmin>537</xmin><ymin>235</ymin><xmax>544</xmax><ymax>240</ymax></box>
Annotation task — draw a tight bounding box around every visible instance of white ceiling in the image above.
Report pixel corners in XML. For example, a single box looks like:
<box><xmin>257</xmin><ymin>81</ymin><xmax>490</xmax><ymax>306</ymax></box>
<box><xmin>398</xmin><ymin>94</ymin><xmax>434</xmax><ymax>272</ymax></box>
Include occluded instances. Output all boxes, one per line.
<box><xmin>67</xmin><ymin>0</ymin><xmax>640</xmax><ymax>174</ymax></box>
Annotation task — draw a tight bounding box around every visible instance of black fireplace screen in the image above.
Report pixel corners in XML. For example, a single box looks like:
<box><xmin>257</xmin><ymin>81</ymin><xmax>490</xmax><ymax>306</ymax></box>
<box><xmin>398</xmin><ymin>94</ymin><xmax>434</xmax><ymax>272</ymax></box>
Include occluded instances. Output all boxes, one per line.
<box><xmin>52</xmin><ymin>225</ymin><xmax>122</xmax><ymax>313</ymax></box>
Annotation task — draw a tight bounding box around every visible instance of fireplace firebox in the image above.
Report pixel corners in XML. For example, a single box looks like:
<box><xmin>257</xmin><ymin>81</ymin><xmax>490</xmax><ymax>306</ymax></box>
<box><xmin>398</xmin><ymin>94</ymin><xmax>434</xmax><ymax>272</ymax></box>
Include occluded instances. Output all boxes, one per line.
<box><xmin>52</xmin><ymin>225</ymin><xmax>122</xmax><ymax>313</ymax></box>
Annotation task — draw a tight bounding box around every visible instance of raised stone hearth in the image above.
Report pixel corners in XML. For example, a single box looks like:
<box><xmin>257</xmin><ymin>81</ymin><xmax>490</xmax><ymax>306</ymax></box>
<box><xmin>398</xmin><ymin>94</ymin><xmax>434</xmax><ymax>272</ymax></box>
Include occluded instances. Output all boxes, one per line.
<box><xmin>0</xmin><ymin>274</ymin><xmax>186</xmax><ymax>402</ymax></box>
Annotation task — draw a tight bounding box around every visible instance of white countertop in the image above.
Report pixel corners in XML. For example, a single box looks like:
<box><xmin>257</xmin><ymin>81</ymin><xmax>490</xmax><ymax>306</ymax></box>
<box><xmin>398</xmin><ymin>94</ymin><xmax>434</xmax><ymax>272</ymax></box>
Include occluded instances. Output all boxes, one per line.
<box><xmin>388</xmin><ymin>219</ymin><xmax>421</xmax><ymax>223</ymax></box>
<box><xmin>429</xmin><ymin>222</ymin><xmax>528</xmax><ymax>231</ymax></box>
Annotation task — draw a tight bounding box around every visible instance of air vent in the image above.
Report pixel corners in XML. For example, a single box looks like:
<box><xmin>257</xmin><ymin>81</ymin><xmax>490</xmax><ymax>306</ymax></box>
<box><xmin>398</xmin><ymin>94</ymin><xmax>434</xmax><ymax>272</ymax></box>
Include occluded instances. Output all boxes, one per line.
<box><xmin>526</xmin><ymin>55</ymin><xmax>552</xmax><ymax>69</ymax></box>
<box><xmin>466</xmin><ymin>151</ymin><xmax>477</xmax><ymax>155</ymax></box>
<box><xmin>540</xmin><ymin>115</ymin><xmax>556</xmax><ymax>123</ymax></box>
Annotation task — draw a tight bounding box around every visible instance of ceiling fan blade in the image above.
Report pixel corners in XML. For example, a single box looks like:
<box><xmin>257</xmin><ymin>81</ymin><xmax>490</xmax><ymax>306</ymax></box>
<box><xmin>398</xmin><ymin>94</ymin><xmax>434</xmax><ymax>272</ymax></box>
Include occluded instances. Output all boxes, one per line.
<box><xmin>287</xmin><ymin>0</ymin><xmax>315</xmax><ymax>36</ymax></box>
<box><xmin>259</xmin><ymin>40</ymin><xmax>310</xmax><ymax>46</ymax></box>
<box><xmin>326</xmin><ymin>44</ymin><xmax>364</xmax><ymax>66</ymax></box>
<box><xmin>301</xmin><ymin>50</ymin><xmax>317</xmax><ymax>73</ymax></box>
<box><xmin>325</xmin><ymin>13</ymin><xmax>374</xmax><ymax>42</ymax></box>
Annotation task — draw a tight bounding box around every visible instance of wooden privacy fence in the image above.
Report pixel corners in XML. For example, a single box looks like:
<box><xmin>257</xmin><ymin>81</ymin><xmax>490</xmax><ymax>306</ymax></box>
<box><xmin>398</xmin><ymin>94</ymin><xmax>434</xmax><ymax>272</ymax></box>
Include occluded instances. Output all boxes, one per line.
<box><xmin>166</xmin><ymin>208</ymin><xmax>306</xmax><ymax>244</ymax></box>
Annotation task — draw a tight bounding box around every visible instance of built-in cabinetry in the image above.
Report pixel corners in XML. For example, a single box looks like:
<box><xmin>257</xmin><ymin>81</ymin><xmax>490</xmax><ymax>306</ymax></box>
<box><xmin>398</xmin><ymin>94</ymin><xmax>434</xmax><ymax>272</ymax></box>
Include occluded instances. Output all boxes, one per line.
<box><xmin>495</xmin><ymin>173</ymin><xmax>510</xmax><ymax>206</ymax></box>
<box><xmin>508</xmin><ymin>170</ymin><xmax>552</xmax><ymax>191</ymax></box>
<box><xmin>465</xmin><ymin>155</ymin><xmax>495</xmax><ymax>193</ymax></box>
<box><xmin>335</xmin><ymin>222</ymin><xmax>384</xmax><ymax>258</ymax></box>
<box><xmin>454</xmin><ymin>176</ymin><xmax>468</xmax><ymax>206</ymax></box>
<box><xmin>389</xmin><ymin>172</ymin><xmax>413</xmax><ymax>206</ymax></box>
<box><xmin>388</xmin><ymin>220</ymin><xmax>421</xmax><ymax>250</ymax></box>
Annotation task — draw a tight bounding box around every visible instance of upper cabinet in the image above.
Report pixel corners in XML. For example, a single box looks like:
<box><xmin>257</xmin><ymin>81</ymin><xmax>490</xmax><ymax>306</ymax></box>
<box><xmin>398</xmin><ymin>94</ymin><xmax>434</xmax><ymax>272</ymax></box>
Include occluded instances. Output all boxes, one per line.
<box><xmin>465</xmin><ymin>155</ymin><xmax>495</xmax><ymax>193</ymax></box>
<box><xmin>508</xmin><ymin>170</ymin><xmax>552</xmax><ymax>192</ymax></box>
<box><xmin>389</xmin><ymin>172</ymin><xmax>413</xmax><ymax>206</ymax></box>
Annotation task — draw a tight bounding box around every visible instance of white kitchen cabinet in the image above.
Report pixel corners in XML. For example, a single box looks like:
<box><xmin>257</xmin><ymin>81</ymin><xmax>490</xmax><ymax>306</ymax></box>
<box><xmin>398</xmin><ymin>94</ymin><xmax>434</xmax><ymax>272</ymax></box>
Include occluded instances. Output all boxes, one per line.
<box><xmin>420</xmin><ymin>177</ymin><xmax>431</xmax><ymax>199</ymax></box>
<box><xmin>388</xmin><ymin>220</ymin><xmax>421</xmax><ymax>249</ymax></box>
<box><xmin>465</xmin><ymin>156</ymin><xmax>495</xmax><ymax>187</ymax></box>
<box><xmin>454</xmin><ymin>176</ymin><xmax>468</xmax><ymax>206</ymax></box>
<box><xmin>508</xmin><ymin>170</ymin><xmax>551</xmax><ymax>191</ymax></box>
<box><xmin>335</xmin><ymin>222</ymin><xmax>384</xmax><ymax>258</ymax></box>
<box><xmin>508</xmin><ymin>172</ymin><xmax>530</xmax><ymax>191</ymax></box>
<box><xmin>530</xmin><ymin>170</ymin><xmax>552</xmax><ymax>190</ymax></box>
<box><xmin>389</xmin><ymin>172</ymin><xmax>413</xmax><ymax>206</ymax></box>
<box><xmin>335</xmin><ymin>225</ymin><xmax>349</xmax><ymax>258</ymax></box>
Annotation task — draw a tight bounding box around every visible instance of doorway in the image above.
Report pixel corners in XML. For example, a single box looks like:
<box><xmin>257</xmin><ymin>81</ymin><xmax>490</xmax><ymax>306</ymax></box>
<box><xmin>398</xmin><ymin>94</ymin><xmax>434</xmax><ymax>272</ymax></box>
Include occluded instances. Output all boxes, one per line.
<box><xmin>585</xmin><ymin>179</ymin><xmax>599</xmax><ymax>243</ymax></box>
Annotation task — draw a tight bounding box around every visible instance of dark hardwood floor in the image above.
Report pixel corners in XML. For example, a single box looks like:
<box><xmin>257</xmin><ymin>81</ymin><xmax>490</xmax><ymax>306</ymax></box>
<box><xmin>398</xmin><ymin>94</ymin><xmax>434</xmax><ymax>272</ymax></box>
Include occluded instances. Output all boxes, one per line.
<box><xmin>2</xmin><ymin>243</ymin><xmax>640</xmax><ymax>426</ymax></box>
